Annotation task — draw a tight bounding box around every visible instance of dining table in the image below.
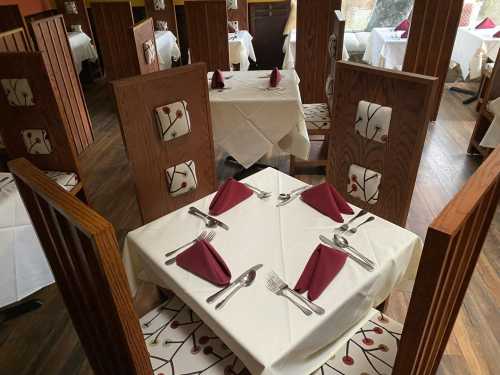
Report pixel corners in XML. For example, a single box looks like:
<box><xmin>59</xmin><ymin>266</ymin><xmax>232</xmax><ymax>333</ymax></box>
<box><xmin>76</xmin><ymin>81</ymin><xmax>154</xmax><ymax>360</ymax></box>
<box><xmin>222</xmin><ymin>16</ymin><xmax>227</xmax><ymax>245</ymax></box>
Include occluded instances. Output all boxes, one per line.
<box><xmin>207</xmin><ymin>69</ymin><xmax>310</xmax><ymax>169</ymax></box>
<box><xmin>229</xmin><ymin>30</ymin><xmax>257</xmax><ymax>71</ymax></box>
<box><xmin>362</xmin><ymin>27</ymin><xmax>407</xmax><ymax>70</ymax></box>
<box><xmin>122</xmin><ymin>167</ymin><xmax>422</xmax><ymax>375</ymax></box>
<box><xmin>68</xmin><ymin>31</ymin><xmax>98</xmax><ymax>74</ymax></box>
<box><xmin>154</xmin><ymin>30</ymin><xmax>181</xmax><ymax>70</ymax></box>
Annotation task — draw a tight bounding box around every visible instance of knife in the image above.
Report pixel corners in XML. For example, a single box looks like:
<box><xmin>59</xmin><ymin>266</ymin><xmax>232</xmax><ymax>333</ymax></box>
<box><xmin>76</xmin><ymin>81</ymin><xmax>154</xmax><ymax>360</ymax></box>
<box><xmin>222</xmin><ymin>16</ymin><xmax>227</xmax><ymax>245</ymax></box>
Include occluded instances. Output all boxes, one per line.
<box><xmin>189</xmin><ymin>207</ymin><xmax>229</xmax><ymax>230</ymax></box>
<box><xmin>206</xmin><ymin>264</ymin><xmax>263</xmax><ymax>303</ymax></box>
<box><xmin>319</xmin><ymin>235</ymin><xmax>374</xmax><ymax>272</ymax></box>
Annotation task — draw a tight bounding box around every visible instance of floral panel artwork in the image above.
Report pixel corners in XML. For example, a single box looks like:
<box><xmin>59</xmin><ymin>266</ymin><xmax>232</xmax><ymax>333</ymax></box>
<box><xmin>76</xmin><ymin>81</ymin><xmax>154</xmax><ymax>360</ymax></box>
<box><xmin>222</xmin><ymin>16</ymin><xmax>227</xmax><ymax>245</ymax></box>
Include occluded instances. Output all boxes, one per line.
<box><xmin>165</xmin><ymin>160</ymin><xmax>197</xmax><ymax>197</ymax></box>
<box><xmin>155</xmin><ymin>100</ymin><xmax>191</xmax><ymax>141</ymax></box>
<box><xmin>347</xmin><ymin>164</ymin><xmax>381</xmax><ymax>204</ymax></box>
<box><xmin>1</xmin><ymin>79</ymin><xmax>35</xmax><ymax>107</ymax></box>
<box><xmin>64</xmin><ymin>1</ymin><xmax>78</xmax><ymax>14</ymax></box>
<box><xmin>354</xmin><ymin>100</ymin><xmax>392</xmax><ymax>143</ymax></box>
<box><xmin>21</xmin><ymin>129</ymin><xmax>53</xmax><ymax>155</ymax></box>
<box><xmin>153</xmin><ymin>0</ymin><xmax>165</xmax><ymax>10</ymax></box>
<box><xmin>143</xmin><ymin>39</ymin><xmax>157</xmax><ymax>65</ymax></box>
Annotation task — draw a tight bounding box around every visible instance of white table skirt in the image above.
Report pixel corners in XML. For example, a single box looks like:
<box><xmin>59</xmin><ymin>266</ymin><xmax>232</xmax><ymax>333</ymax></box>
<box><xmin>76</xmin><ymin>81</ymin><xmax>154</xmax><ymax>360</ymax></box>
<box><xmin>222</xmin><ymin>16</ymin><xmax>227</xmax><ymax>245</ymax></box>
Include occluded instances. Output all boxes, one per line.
<box><xmin>363</xmin><ymin>28</ymin><xmax>407</xmax><ymax>70</ymax></box>
<box><xmin>0</xmin><ymin>172</ymin><xmax>78</xmax><ymax>308</ymax></box>
<box><xmin>208</xmin><ymin>69</ymin><xmax>310</xmax><ymax>168</ymax></box>
<box><xmin>154</xmin><ymin>30</ymin><xmax>181</xmax><ymax>70</ymax></box>
<box><xmin>229</xmin><ymin>30</ymin><xmax>256</xmax><ymax>71</ymax></box>
<box><xmin>68</xmin><ymin>31</ymin><xmax>98</xmax><ymax>73</ymax></box>
<box><xmin>123</xmin><ymin>168</ymin><xmax>422</xmax><ymax>375</ymax></box>
<box><xmin>451</xmin><ymin>27</ymin><xmax>500</xmax><ymax>80</ymax></box>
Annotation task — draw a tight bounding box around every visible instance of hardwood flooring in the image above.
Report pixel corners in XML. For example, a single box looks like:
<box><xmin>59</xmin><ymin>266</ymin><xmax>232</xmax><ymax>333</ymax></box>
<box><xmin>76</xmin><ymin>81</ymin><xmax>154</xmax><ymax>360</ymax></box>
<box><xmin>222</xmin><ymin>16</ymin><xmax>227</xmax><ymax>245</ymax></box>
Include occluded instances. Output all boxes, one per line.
<box><xmin>0</xmin><ymin>81</ymin><xmax>498</xmax><ymax>375</ymax></box>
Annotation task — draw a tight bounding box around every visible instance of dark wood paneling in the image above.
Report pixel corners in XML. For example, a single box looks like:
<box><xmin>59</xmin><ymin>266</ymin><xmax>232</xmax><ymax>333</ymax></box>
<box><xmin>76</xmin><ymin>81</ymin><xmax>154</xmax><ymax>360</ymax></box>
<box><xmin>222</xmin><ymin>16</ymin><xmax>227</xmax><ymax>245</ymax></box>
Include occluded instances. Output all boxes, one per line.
<box><xmin>296</xmin><ymin>0</ymin><xmax>341</xmax><ymax>104</ymax></box>
<box><xmin>144</xmin><ymin>0</ymin><xmax>178</xmax><ymax>36</ymax></box>
<box><xmin>0</xmin><ymin>4</ymin><xmax>28</xmax><ymax>34</ymax></box>
<box><xmin>327</xmin><ymin>62</ymin><xmax>437</xmax><ymax>227</ymax></box>
<box><xmin>112</xmin><ymin>63</ymin><xmax>217</xmax><ymax>224</ymax></box>
<box><xmin>0</xmin><ymin>28</ymin><xmax>32</xmax><ymax>52</ymax></box>
<box><xmin>131</xmin><ymin>18</ymin><xmax>160</xmax><ymax>75</ymax></box>
<box><xmin>8</xmin><ymin>158</ymin><xmax>153</xmax><ymax>375</ymax></box>
<box><xmin>185</xmin><ymin>0</ymin><xmax>229</xmax><ymax>71</ymax></box>
<box><xmin>54</xmin><ymin>0</ymin><xmax>94</xmax><ymax>41</ymax></box>
<box><xmin>30</xmin><ymin>15</ymin><xmax>94</xmax><ymax>155</ymax></box>
<box><xmin>403</xmin><ymin>0</ymin><xmax>464</xmax><ymax>121</ymax></box>
<box><xmin>249</xmin><ymin>2</ymin><xmax>289</xmax><ymax>70</ymax></box>
<box><xmin>228</xmin><ymin>0</ymin><xmax>248</xmax><ymax>31</ymax></box>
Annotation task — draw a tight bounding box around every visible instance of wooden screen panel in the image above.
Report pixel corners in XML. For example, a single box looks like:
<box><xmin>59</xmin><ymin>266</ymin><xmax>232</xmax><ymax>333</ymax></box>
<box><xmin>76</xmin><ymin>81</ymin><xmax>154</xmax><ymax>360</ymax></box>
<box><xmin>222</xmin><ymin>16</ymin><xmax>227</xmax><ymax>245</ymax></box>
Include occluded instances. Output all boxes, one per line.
<box><xmin>228</xmin><ymin>0</ymin><xmax>248</xmax><ymax>31</ymax></box>
<box><xmin>393</xmin><ymin>147</ymin><xmax>500</xmax><ymax>375</ymax></box>
<box><xmin>8</xmin><ymin>158</ymin><xmax>153</xmax><ymax>375</ymax></box>
<box><xmin>327</xmin><ymin>62</ymin><xmax>437</xmax><ymax>227</ymax></box>
<box><xmin>185</xmin><ymin>0</ymin><xmax>229</xmax><ymax>71</ymax></box>
<box><xmin>144</xmin><ymin>0</ymin><xmax>178</xmax><ymax>37</ymax></box>
<box><xmin>0</xmin><ymin>52</ymin><xmax>81</xmax><ymax>176</ymax></box>
<box><xmin>296</xmin><ymin>0</ymin><xmax>341</xmax><ymax>104</ymax></box>
<box><xmin>30</xmin><ymin>15</ymin><xmax>94</xmax><ymax>156</ymax></box>
<box><xmin>326</xmin><ymin>9</ymin><xmax>345</xmax><ymax>114</ymax></box>
<box><xmin>54</xmin><ymin>0</ymin><xmax>94</xmax><ymax>40</ymax></box>
<box><xmin>403</xmin><ymin>0</ymin><xmax>464</xmax><ymax>121</ymax></box>
<box><xmin>131</xmin><ymin>18</ymin><xmax>160</xmax><ymax>75</ymax></box>
<box><xmin>0</xmin><ymin>28</ymin><xmax>32</xmax><ymax>52</ymax></box>
<box><xmin>92</xmin><ymin>2</ymin><xmax>139</xmax><ymax>81</ymax></box>
<box><xmin>486</xmin><ymin>50</ymin><xmax>500</xmax><ymax>101</ymax></box>
<box><xmin>112</xmin><ymin>63</ymin><xmax>217</xmax><ymax>224</ymax></box>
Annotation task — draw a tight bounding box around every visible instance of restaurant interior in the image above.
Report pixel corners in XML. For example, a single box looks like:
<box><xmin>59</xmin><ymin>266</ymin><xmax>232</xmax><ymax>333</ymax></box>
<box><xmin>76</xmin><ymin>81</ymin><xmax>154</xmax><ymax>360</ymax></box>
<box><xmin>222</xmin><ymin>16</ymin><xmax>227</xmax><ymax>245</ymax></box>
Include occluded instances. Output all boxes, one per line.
<box><xmin>0</xmin><ymin>0</ymin><xmax>499</xmax><ymax>374</ymax></box>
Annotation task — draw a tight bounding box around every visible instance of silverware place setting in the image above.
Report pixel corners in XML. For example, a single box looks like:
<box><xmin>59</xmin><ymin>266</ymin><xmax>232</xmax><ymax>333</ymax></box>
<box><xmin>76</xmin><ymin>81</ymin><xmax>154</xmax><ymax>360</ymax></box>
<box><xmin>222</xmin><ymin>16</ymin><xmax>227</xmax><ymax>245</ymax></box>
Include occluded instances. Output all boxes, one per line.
<box><xmin>334</xmin><ymin>210</ymin><xmax>375</xmax><ymax>235</ymax></box>
<box><xmin>215</xmin><ymin>270</ymin><xmax>256</xmax><ymax>310</ymax></box>
<box><xmin>164</xmin><ymin>230</ymin><xmax>216</xmax><ymax>265</ymax></box>
<box><xmin>244</xmin><ymin>183</ymin><xmax>271</xmax><ymax>199</ymax></box>
<box><xmin>276</xmin><ymin>185</ymin><xmax>309</xmax><ymax>207</ymax></box>
<box><xmin>188</xmin><ymin>206</ymin><xmax>229</xmax><ymax>230</ymax></box>
<box><xmin>347</xmin><ymin>216</ymin><xmax>375</xmax><ymax>234</ymax></box>
<box><xmin>319</xmin><ymin>235</ymin><xmax>374</xmax><ymax>272</ymax></box>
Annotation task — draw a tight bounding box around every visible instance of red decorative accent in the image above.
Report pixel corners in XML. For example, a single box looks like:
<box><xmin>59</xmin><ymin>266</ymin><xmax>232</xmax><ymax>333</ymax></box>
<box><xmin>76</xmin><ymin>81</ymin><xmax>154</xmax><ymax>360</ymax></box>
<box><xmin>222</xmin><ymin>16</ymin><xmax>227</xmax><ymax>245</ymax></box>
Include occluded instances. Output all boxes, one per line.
<box><xmin>351</xmin><ymin>184</ymin><xmax>358</xmax><ymax>192</ymax></box>
<box><xmin>373</xmin><ymin>327</ymin><xmax>383</xmax><ymax>334</ymax></box>
<box><xmin>163</xmin><ymin>106</ymin><xmax>171</xmax><ymax>114</ymax></box>
<box><xmin>342</xmin><ymin>355</ymin><xmax>354</xmax><ymax>365</ymax></box>
<box><xmin>171</xmin><ymin>320</ymin><xmax>179</xmax><ymax>329</ymax></box>
<box><xmin>379</xmin><ymin>344</ymin><xmax>389</xmax><ymax>352</ymax></box>
<box><xmin>191</xmin><ymin>345</ymin><xmax>201</xmax><ymax>354</ymax></box>
<box><xmin>362</xmin><ymin>337</ymin><xmax>374</xmax><ymax>346</ymax></box>
<box><xmin>176</xmin><ymin>109</ymin><xmax>183</xmax><ymax>118</ymax></box>
<box><xmin>181</xmin><ymin>181</ymin><xmax>187</xmax><ymax>188</ymax></box>
<box><xmin>351</xmin><ymin>175</ymin><xmax>357</xmax><ymax>182</ymax></box>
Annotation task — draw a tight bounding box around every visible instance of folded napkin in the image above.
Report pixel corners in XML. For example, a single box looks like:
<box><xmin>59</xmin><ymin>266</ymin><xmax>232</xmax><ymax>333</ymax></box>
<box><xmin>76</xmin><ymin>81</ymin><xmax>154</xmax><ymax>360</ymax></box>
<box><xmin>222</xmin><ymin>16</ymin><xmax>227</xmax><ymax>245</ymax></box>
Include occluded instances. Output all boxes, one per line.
<box><xmin>395</xmin><ymin>19</ymin><xmax>410</xmax><ymax>32</ymax></box>
<box><xmin>476</xmin><ymin>17</ymin><xmax>496</xmax><ymax>29</ymax></box>
<box><xmin>209</xmin><ymin>178</ymin><xmax>253</xmax><ymax>216</ymax></box>
<box><xmin>211</xmin><ymin>69</ymin><xmax>225</xmax><ymax>89</ymax></box>
<box><xmin>494</xmin><ymin>30</ymin><xmax>500</xmax><ymax>38</ymax></box>
<box><xmin>270</xmin><ymin>67</ymin><xmax>282</xmax><ymax>87</ymax></box>
<box><xmin>294</xmin><ymin>244</ymin><xmax>347</xmax><ymax>301</ymax></box>
<box><xmin>401</xmin><ymin>30</ymin><xmax>409</xmax><ymax>39</ymax></box>
<box><xmin>176</xmin><ymin>240</ymin><xmax>231</xmax><ymax>286</ymax></box>
<box><xmin>301</xmin><ymin>182</ymin><xmax>354</xmax><ymax>222</ymax></box>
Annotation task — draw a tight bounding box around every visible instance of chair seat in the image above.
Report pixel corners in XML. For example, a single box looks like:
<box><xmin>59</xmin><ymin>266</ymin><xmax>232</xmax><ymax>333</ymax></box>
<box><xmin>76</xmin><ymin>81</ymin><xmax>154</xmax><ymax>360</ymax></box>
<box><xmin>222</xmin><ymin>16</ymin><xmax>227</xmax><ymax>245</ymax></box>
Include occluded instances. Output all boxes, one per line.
<box><xmin>140</xmin><ymin>295</ymin><xmax>402</xmax><ymax>375</ymax></box>
<box><xmin>304</xmin><ymin>103</ymin><xmax>331</xmax><ymax>132</ymax></box>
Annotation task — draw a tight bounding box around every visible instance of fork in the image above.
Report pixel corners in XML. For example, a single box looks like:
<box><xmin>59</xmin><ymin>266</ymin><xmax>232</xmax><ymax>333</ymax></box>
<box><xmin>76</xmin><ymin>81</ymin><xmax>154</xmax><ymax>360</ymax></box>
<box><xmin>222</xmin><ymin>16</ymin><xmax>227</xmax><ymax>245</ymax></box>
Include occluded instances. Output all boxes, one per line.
<box><xmin>164</xmin><ymin>231</ymin><xmax>216</xmax><ymax>265</ymax></box>
<box><xmin>335</xmin><ymin>210</ymin><xmax>367</xmax><ymax>233</ymax></box>
<box><xmin>244</xmin><ymin>183</ymin><xmax>271</xmax><ymax>199</ymax></box>
<box><xmin>265</xmin><ymin>273</ymin><xmax>312</xmax><ymax>316</ymax></box>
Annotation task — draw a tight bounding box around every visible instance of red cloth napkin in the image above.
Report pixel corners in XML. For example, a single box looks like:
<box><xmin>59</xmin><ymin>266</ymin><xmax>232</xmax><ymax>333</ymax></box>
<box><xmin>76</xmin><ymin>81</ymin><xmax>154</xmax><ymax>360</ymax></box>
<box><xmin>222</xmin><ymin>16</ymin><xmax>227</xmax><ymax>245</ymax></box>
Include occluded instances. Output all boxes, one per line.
<box><xmin>209</xmin><ymin>178</ymin><xmax>253</xmax><ymax>216</ymax></box>
<box><xmin>270</xmin><ymin>67</ymin><xmax>282</xmax><ymax>87</ymax></box>
<box><xmin>301</xmin><ymin>182</ymin><xmax>354</xmax><ymax>222</ymax></box>
<box><xmin>395</xmin><ymin>19</ymin><xmax>410</xmax><ymax>31</ymax></box>
<box><xmin>211</xmin><ymin>69</ymin><xmax>225</xmax><ymax>89</ymax></box>
<box><xmin>476</xmin><ymin>17</ymin><xmax>496</xmax><ymax>29</ymax></box>
<box><xmin>401</xmin><ymin>30</ymin><xmax>409</xmax><ymax>39</ymax></box>
<box><xmin>294</xmin><ymin>244</ymin><xmax>347</xmax><ymax>301</ymax></box>
<box><xmin>176</xmin><ymin>240</ymin><xmax>231</xmax><ymax>286</ymax></box>
<box><xmin>494</xmin><ymin>30</ymin><xmax>500</xmax><ymax>38</ymax></box>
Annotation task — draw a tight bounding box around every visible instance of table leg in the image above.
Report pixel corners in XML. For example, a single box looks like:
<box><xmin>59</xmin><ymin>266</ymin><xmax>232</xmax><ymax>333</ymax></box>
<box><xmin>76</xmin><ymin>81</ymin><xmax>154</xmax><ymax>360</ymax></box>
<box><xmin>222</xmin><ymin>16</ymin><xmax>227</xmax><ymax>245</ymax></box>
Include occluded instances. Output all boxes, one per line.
<box><xmin>449</xmin><ymin>86</ymin><xmax>479</xmax><ymax>105</ymax></box>
<box><xmin>0</xmin><ymin>299</ymin><xmax>43</xmax><ymax>324</ymax></box>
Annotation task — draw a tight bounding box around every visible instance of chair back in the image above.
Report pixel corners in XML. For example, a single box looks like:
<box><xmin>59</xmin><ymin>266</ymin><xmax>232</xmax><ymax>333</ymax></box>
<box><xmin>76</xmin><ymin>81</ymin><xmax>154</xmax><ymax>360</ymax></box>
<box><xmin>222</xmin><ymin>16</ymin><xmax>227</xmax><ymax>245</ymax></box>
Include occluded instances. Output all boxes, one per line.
<box><xmin>0</xmin><ymin>4</ymin><xmax>28</xmax><ymax>34</ymax></box>
<box><xmin>394</xmin><ymin>146</ymin><xmax>500</xmax><ymax>374</ymax></box>
<box><xmin>8</xmin><ymin>158</ymin><xmax>153</xmax><ymax>375</ymax></box>
<box><xmin>131</xmin><ymin>18</ymin><xmax>160</xmax><ymax>75</ymax></box>
<box><xmin>326</xmin><ymin>9</ymin><xmax>345</xmax><ymax>113</ymax></box>
<box><xmin>54</xmin><ymin>0</ymin><xmax>94</xmax><ymax>41</ymax></box>
<box><xmin>112</xmin><ymin>63</ymin><xmax>217</xmax><ymax>224</ymax></box>
<box><xmin>485</xmin><ymin>50</ymin><xmax>500</xmax><ymax>101</ymax></box>
<box><xmin>144</xmin><ymin>0</ymin><xmax>179</xmax><ymax>37</ymax></box>
<box><xmin>327</xmin><ymin>61</ymin><xmax>437</xmax><ymax>227</ymax></box>
<box><xmin>0</xmin><ymin>27</ymin><xmax>32</xmax><ymax>52</ymax></box>
<box><xmin>185</xmin><ymin>0</ymin><xmax>229</xmax><ymax>71</ymax></box>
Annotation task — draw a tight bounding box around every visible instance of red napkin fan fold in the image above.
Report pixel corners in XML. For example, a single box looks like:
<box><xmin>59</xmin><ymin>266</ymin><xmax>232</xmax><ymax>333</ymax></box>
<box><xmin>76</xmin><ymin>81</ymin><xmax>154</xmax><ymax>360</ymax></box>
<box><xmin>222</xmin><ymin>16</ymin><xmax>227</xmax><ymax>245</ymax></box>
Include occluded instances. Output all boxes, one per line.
<box><xmin>270</xmin><ymin>67</ymin><xmax>282</xmax><ymax>87</ymax></box>
<box><xmin>395</xmin><ymin>19</ymin><xmax>410</xmax><ymax>31</ymax></box>
<box><xmin>294</xmin><ymin>244</ymin><xmax>347</xmax><ymax>301</ymax></box>
<box><xmin>209</xmin><ymin>178</ymin><xmax>253</xmax><ymax>216</ymax></box>
<box><xmin>176</xmin><ymin>240</ymin><xmax>231</xmax><ymax>286</ymax></box>
<box><xmin>211</xmin><ymin>69</ymin><xmax>225</xmax><ymax>89</ymax></box>
<box><xmin>401</xmin><ymin>30</ymin><xmax>409</xmax><ymax>39</ymax></box>
<box><xmin>476</xmin><ymin>17</ymin><xmax>496</xmax><ymax>29</ymax></box>
<box><xmin>494</xmin><ymin>30</ymin><xmax>500</xmax><ymax>38</ymax></box>
<box><xmin>301</xmin><ymin>182</ymin><xmax>353</xmax><ymax>223</ymax></box>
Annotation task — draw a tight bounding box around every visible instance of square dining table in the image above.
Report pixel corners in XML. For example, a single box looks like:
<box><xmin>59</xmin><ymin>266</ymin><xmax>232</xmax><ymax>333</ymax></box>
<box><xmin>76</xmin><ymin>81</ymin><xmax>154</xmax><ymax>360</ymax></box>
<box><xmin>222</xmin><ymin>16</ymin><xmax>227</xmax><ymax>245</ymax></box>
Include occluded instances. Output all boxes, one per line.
<box><xmin>362</xmin><ymin>27</ymin><xmax>407</xmax><ymax>70</ymax></box>
<box><xmin>207</xmin><ymin>70</ymin><xmax>310</xmax><ymax>169</ymax></box>
<box><xmin>123</xmin><ymin>168</ymin><xmax>422</xmax><ymax>375</ymax></box>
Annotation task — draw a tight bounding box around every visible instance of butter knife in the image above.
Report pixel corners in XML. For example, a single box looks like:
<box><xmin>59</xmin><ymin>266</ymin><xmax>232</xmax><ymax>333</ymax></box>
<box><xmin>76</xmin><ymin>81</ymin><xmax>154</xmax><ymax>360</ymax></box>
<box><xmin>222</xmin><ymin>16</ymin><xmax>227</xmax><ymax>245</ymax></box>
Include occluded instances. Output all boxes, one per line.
<box><xmin>206</xmin><ymin>264</ymin><xmax>263</xmax><ymax>303</ymax></box>
<box><xmin>189</xmin><ymin>207</ymin><xmax>229</xmax><ymax>230</ymax></box>
<box><xmin>319</xmin><ymin>235</ymin><xmax>374</xmax><ymax>272</ymax></box>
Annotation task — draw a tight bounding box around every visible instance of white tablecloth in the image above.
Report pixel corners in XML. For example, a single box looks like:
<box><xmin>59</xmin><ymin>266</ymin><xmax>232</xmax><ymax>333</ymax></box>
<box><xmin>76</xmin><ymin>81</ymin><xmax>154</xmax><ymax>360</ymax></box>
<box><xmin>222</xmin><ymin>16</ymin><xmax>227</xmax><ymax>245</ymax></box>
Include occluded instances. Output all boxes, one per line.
<box><xmin>229</xmin><ymin>30</ymin><xmax>256</xmax><ymax>71</ymax></box>
<box><xmin>208</xmin><ymin>69</ymin><xmax>309</xmax><ymax>168</ymax></box>
<box><xmin>68</xmin><ymin>31</ymin><xmax>98</xmax><ymax>73</ymax></box>
<box><xmin>480</xmin><ymin>97</ymin><xmax>500</xmax><ymax>148</ymax></box>
<box><xmin>451</xmin><ymin>27</ymin><xmax>500</xmax><ymax>80</ymax></box>
<box><xmin>363</xmin><ymin>27</ymin><xmax>407</xmax><ymax>70</ymax></box>
<box><xmin>0</xmin><ymin>171</ymin><xmax>78</xmax><ymax>308</ymax></box>
<box><xmin>123</xmin><ymin>167</ymin><xmax>422</xmax><ymax>375</ymax></box>
<box><xmin>154</xmin><ymin>30</ymin><xmax>181</xmax><ymax>70</ymax></box>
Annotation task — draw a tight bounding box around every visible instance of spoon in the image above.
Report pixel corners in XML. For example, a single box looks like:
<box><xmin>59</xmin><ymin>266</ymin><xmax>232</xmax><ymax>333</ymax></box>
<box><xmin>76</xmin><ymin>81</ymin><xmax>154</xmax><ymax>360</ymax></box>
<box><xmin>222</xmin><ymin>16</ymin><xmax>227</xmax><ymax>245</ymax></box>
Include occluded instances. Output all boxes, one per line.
<box><xmin>278</xmin><ymin>185</ymin><xmax>309</xmax><ymax>201</ymax></box>
<box><xmin>188</xmin><ymin>207</ymin><xmax>217</xmax><ymax>228</ymax></box>
<box><xmin>244</xmin><ymin>183</ymin><xmax>271</xmax><ymax>199</ymax></box>
<box><xmin>215</xmin><ymin>270</ymin><xmax>256</xmax><ymax>310</ymax></box>
<box><xmin>333</xmin><ymin>234</ymin><xmax>375</xmax><ymax>266</ymax></box>
<box><xmin>348</xmin><ymin>216</ymin><xmax>375</xmax><ymax>234</ymax></box>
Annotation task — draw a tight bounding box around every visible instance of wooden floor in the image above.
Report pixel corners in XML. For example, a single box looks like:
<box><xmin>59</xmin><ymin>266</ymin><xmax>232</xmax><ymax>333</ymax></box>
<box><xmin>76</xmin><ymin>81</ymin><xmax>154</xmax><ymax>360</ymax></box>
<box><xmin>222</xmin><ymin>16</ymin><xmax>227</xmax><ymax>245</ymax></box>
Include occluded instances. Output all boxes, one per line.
<box><xmin>0</xmin><ymin>80</ymin><xmax>498</xmax><ymax>375</ymax></box>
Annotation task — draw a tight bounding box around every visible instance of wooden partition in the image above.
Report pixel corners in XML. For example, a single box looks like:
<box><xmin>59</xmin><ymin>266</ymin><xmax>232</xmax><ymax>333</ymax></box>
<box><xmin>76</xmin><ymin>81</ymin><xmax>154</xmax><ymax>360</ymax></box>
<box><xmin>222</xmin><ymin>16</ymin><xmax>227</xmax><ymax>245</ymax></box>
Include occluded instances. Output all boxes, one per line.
<box><xmin>30</xmin><ymin>15</ymin><xmax>94</xmax><ymax>155</ymax></box>
<box><xmin>185</xmin><ymin>0</ymin><xmax>229</xmax><ymax>71</ymax></box>
<box><xmin>228</xmin><ymin>0</ymin><xmax>248</xmax><ymax>31</ymax></box>
<box><xmin>0</xmin><ymin>4</ymin><xmax>28</xmax><ymax>34</ymax></box>
<box><xmin>327</xmin><ymin>62</ymin><xmax>437</xmax><ymax>227</ymax></box>
<box><xmin>131</xmin><ymin>18</ymin><xmax>159</xmax><ymax>75</ymax></box>
<box><xmin>144</xmin><ymin>0</ymin><xmax>178</xmax><ymax>37</ymax></box>
<box><xmin>54</xmin><ymin>0</ymin><xmax>94</xmax><ymax>40</ymax></box>
<box><xmin>0</xmin><ymin>28</ymin><xmax>32</xmax><ymax>52</ymax></box>
<box><xmin>112</xmin><ymin>63</ymin><xmax>217</xmax><ymax>224</ymax></box>
<box><xmin>8</xmin><ymin>158</ymin><xmax>153</xmax><ymax>375</ymax></box>
<box><xmin>295</xmin><ymin>0</ymin><xmax>341</xmax><ymax>104</ymax></box>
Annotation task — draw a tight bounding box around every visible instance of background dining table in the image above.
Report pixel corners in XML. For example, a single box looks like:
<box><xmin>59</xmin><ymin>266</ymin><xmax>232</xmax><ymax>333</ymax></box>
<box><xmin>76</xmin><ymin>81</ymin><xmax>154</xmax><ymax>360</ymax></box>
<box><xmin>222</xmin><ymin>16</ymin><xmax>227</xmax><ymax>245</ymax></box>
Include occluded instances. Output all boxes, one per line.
<box><xmin>68</xmin><ymin>31</ymin><xmax>98</xmax><ymax>74</ymax></box>
<box><xmin>154</xmin><ymin>30</ymin><xmax>181</xmax><ymax>70</ymax></box>
<box><xmin>363</xmin><ymin>27</ymin><xmax>407</xmax><ymax>70</ymax></box>
<box><xmin>229</xmin><ymin>30</ymin><xmax>257</xmax><ymax>71</ymax></box>
<box><xmin>123</xmin><ymin>168</ymin><xmax>422</xmax><ymax>375</ymax></box>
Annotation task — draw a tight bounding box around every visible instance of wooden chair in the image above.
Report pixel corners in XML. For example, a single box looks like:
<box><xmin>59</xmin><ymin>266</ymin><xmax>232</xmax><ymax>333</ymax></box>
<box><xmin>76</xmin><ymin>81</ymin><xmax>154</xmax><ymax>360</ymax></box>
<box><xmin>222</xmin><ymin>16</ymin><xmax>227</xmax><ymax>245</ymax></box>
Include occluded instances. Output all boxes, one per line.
<box><xmin>0</xmin><ymin>4</ymin><xmax>29</xmax><ymax>35</ymax></box>
<box><xmin>112</xmin><ymin>63</ymin><xmax>217</xmax><ymax>224</ymax></box>
<box><xmin>185</xmin><ymin>0</ymin><xmax>230</xmax><ymax>71</ymax></box>
<box><xmin>144</xmin><ymin>0</ymin><xmax>178</xmax><ymax>37</ymax></box>
<box><xmin>54</xmin><ymin>0</ymin><xmax>94</xmax><ymax>40</ymax></box>
<box><xmin>0</xmin><ymin>27</ymin><xmax>32</xmax><ymax>52</ymax></box>
<box><xmin>131</xmin><ymin>18</ymin><xmax>160</xmax><ymax>75</ymax></box>
<box><xmin>290</xmin><ymin>10</ymin><xmax>344</xmax><ymax>175</ymax></box>
<box><xmin>327</xmin><ymin>61</ymin><xmax>437</xmax><ymax>227</ymax></box>
<box><xmin>10</xmin><ymin>145</ymin><xmax>500</xmax><ymax>374</ymax></box>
